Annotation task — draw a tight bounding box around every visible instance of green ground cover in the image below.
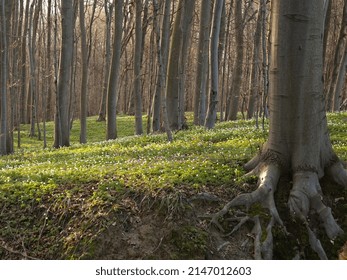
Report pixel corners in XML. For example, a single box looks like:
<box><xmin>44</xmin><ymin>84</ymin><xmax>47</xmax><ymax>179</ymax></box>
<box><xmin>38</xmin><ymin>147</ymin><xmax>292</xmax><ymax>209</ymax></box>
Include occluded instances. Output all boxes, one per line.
<box><xmin>0</xmin><ymin>113</ymin><xmax>346</xmax><ymax>259</ymax></box>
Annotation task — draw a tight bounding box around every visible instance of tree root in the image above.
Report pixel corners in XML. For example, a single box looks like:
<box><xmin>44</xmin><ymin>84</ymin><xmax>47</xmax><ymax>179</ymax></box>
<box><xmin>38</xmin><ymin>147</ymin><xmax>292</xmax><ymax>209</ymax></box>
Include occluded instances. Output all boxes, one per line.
<box><xmin>208</xmin><ymin>164</ymin><xmax>284</xmax><ymax>259</ymax></box>
<box><xmin>326</xmin><ymin>161</ymin><xmax>347</xmax><ymax>189</ymax></box>
<box><xmin>208</xmin><ymin>163</ymin><xmax>344</xmax><ymax>259</ymax></box>
<box><xmin>289</xmin><ymin>171</ymin><xmax>343</xmax><ymax>240</ymax></box>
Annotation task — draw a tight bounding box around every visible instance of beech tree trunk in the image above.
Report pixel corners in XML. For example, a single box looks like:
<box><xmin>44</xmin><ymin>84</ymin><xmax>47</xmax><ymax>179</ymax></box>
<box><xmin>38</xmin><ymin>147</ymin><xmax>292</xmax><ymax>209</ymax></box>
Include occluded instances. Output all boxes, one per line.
<box><xmin>134</xmin><ymin>0</ymin><xmax>143</xmax><ymax>135</ymax></box>
<box><xmin>166</xmin><ymin>0</ymin><xmax>195</xmax><ymax>130</ymax></box>
<box><xmin>205</xmin><ymin>0</ymin><xmax>224</xmax><ymax>129</ymax></box>
<box><xmin>247</xmin><ymin>3</ymin><xmax>262</xmax><ymax>119</ymax></box>
<box><xmin>106</xmin><ymin>0</ymin><xmax>123</xmax><ymax>140</ymax></box>
<box><xmin>249</xmin><ymin>0</ymin><xmax>346</xmax><ymax>258</ymax></box>
<box><xmin>227</xmin><ymin>0</ymin><xmax>244</xmax><ymax>121</ymax></box>
<box><xmin>194</xmin><ymin>0</ymin><xmax>211</xmax><ymax>126</ymax></box>
<box><xmin>152</xmin><ymin>0</ymin><xmax>171</xmax><ymax>132</ymax></box>
<box><xmin>212</xmin><ymin>0</ymin><xmax>347</xmax><ymax>260</ymax></box>
<box><xmin>97</xmin><ymin>1</ymin><xmax>113</xmax><ymax>122</ymax></box>
<box><xmin>79</xmin><ymin>0</ymin><xmax>88</xmax><ymax>144</ymax></box>
<box><xmin>54</xmin><ymin>0</ymin><xmax>74</xmax><ymax>148</ymax></box>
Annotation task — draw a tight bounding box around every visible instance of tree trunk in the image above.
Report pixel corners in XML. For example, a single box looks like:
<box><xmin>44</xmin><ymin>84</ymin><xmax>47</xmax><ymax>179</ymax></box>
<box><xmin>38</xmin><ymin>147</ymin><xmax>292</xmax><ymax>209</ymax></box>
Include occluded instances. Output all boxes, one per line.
<box><xmin>97</xmin><ymin>1</ymin><xmax>113</xmax><ymax>122</ymax></box>
<box><xmin>152</xmin><ymin>0</ymin><xmax>172</xmax><ymax>142</ymax></box>
<box><xmin>227</xmin><ymin>0</ymin><xmax>244</xmax><ymax>121</ymax></box>
<box><xmin>152</xmin><ymin>0</ymin><xmax>171</xmax><ymax>132</ymax></box>
<box><xmin>79</xmin><ymin>0</ymin><xmax>88</xmax><ymax>144</ymax></box>
<box><xmin>247</xmin><ymin>3</ymin><xmax>262</xmax><ymax>119</ymax></box>
<box><xmin>212</xmin><ymin>0</ymin><xmax>347</xmax><ymax>260</ymax></box>
<box><xmin>134</xmin><ymin>0</ymin><xmax>143</xmax><ymax>135</ymax></box>
<box><xmin>28</xmin><ymin>0</ymin><xmax>42</xmax><ymax>138</ymax></box>
<box><xmin>178</xmin><ymin>0</ymin><xmax>195</xmax><ymax>129</ymax></box>
<box><xmin>106</xmin><ymin>0</ymin><xmax>122</xmax><ymax>140</ymax></box>
<box><xmin>205</xmin><ymin>0</ymin><xmax>224</xmax><ymax>129</ymax></box>
<box><xmin>194</xmin><ymin>0</ymin><xmax>211</xmax><ymax>126</ymax></box>
<box><xmin>54</xmin><ymin>0</ymin><xmax>74</xmax><ymax>148</ymax></box>
<box><xmin>166</xmin><ymin>0</ymin><xmax>195</xmax><ymax>130</ymax></box>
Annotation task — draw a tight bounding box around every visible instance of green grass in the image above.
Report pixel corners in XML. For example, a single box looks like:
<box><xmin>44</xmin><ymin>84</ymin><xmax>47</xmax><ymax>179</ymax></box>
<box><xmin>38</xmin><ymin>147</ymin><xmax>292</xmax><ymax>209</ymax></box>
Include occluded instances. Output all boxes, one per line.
<box><xmin>0</xmin><ymin>112</ymin><xmax>346</xmax><ymax>259</ymax></box>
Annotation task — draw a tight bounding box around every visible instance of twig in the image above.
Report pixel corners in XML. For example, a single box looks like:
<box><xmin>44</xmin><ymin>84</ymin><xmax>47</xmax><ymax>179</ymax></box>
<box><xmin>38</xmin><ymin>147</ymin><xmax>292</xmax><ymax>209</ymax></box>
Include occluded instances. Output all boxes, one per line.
<box><xmin>0</xmin><ymin>238</ymin><xmax>39</xmax><ymax>260</ymax></box>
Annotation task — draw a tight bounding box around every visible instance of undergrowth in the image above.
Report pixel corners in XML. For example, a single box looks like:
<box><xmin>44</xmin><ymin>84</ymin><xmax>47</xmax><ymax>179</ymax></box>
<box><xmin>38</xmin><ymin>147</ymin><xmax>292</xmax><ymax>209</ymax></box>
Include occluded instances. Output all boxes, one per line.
<box><xmin>0</xmin><ymin>112</ymin><xmax>346</xmax><ymax>259</ymax></box>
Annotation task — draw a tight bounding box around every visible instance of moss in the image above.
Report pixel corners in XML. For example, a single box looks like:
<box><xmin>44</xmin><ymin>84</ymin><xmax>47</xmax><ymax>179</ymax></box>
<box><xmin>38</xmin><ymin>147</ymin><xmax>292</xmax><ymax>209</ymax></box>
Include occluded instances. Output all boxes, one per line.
<box><xmin>170</xmin><ymin>226</ymin><xmax>209</xmax><ymax>259</ymax></box>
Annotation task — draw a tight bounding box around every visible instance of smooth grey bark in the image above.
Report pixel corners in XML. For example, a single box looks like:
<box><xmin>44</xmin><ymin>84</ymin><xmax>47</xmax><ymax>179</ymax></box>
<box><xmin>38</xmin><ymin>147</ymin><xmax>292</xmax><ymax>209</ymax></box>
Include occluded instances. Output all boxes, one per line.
<box><xmin>28</xmin><ymin>0</ymin><xmax>42</xmax><ymax>138</ymax></box>
<box><xmin>205</xmin><ymin>0</ymin><xmax>224</xmax><ymax>129</ymax></box>
<box><xmin>194</xmin><ymin>0</ymin><xmax>211</xmax><ymax>126</ymax></box>
<box><xmin>134</xmin><ymin>0</ymin><xmax>143</xmax><ymax>135</ymax></box>
<box><xmin>152</xmin><ymin>0</ymin><xmax>172</xmax><ymax>142</ymax></box>
<box><xmin>260</xmin><ymin>0</ymin><xmax>269</xmax><ymax>127</ymax></box>
<box><xmin>247</xmin><ymin>4</ymin><xmax>262</xmax><ymax>119</ymax></box>
<box><xmin>152</xmin><ymin>0</ymin><xmax>171</xmax><ymax>132</ymax></box>
<box><xmin>211</xmin><ymin>0</ymin><xmax>347</xmax><ymax>259</ymax></box>
<box><xmin>178</xmin><ymin>0</ymin><xmax>195</xmax><ymax>128</ymax></box>
<box><xmin>106</xmin><ymin>0</ymin><xmax>122</xmax><ymax>140</ymax></box>
<box><xmin>166</xmin><ymin>0</ymin><xmax>183</xmax><ymax>130</ymax></box>
<box><xmin>97</xmin><ymin>0</ymin><xmax>113</xmax><ymax>122</ymax></box>
<box><xmin>79</xmin><ymin>0</ymin><xmax>88</xmax><ymax>144</ymax></box>
<box><xmin>20</xmin><ymin>0</ymin><xmax>30</xmax><ymax>124</ymax></box>
<box><xmin>54</xmin><ymin>0</ymin><xmax>74</xmax><ymax>148</ymax></box>
<box><xmin>166</xmin><ymin>0</ymin><xmax>195</xmax><ymax>130</ymax></box>
<box><xmin>227</xmin><ymin>0</ymin><xmax>244</xmax><ymax>121</ymax></box>
<box><xmin>0</xmin><ymin>0</ymin><xmax>8</xmax><ymax>155</ymax></box>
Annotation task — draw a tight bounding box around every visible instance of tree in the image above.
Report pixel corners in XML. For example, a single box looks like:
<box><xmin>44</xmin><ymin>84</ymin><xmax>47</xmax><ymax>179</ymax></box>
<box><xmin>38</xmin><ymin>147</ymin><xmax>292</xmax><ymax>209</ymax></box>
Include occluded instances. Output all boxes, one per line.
<box><xmin>205</xmin><ymin>0</ymin><xmax>224</xmax><ymax>129</ymax></box>
<box><xmin>194</xmin><ymin>0</ymin><xmax>211</xmax><ymax>126</ymax></box>
<box><xmin>211</xmin><ymin>0</ymin><xmax>347</xmax><ymax>259</ymax></box>
<box><xmin>152</xmin><ymin>0</ymin><xmax>172</xmax><ymax>142</ymax></box>
<box><xmin>152</xmin><ymin>0</ymin><xmax>171</xmax><ymax>132</ymax></box>
<box><xmin>166</xmin><ymin>0</ymin><xmax>195</xmax><ymax>130</ymax></box>
<box><xmin>247</xmin><ymin>2</ymin><xmax>262</xmax><ymax>120</ymax></box>
<box><xmin>133</xmin><ymin>0</ymin><xmax>143</xmax><ymax>135</ymax></box>
<box><xmin>106</xmin><ymin>0</ymin><xmax>123</xmax><ymax>140</ymax></box>
<box><xmin>79</xmin><ymin>0</ymin><xmax>88</xmax><ymax>143</ymax></box>
<box><xmin>0</xmin><ymin>0</ymin><xmax>13</xmax><ymax>155</ymax></box>
<box><xmin>226</xmin><ymin>0</ymin><xmax>244</xmax><ymax>121</ymax></box>
<box><xmin>97</xmin><ymin>0</ymin><xmax>113</xmax><ymax>122</ymax></box>
<box><xmin>54</xmin><ymin>0</ymin><xmax>75</xmax><ymax>148</ymax></box>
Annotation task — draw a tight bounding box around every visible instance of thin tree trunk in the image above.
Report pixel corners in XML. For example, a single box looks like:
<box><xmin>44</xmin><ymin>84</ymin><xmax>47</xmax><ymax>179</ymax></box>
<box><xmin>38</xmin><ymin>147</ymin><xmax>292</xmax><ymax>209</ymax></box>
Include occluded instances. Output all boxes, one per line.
<box><xmin>134</xmin><ymin>0</ymin><xmax>143</xmax><ymax>135</ymax></box>
<box><xmin>247</xmin><ymin>4</ymin><xmax>262</xmax><ymax>119</ymax></box>
<box><xmin>166</xmin><ymin>0</ymin><xmax>183</xmax><ymax>130</ymax></box>
<box><xmin>194</xmin><ymin>0</ymin><xmax>211</xmax><ymax>126</ymax></box>
<box><xmin>205</xmin><ymin>0</ymin><xmax>224</xmax><ymax>129</ymax></box>
<box><xmin>178</xmin><ymin>0</ymin><xmax>195</xmax><ymax>129</ymax></box>
<box><xmin>97</xmin><ymin>1</ymin><xmax>113</xmax><ymax>122</ymax></box>
<box><xmin>0</xmin><ymin>0</ymin><xmax>8</xmax><ymax>155</ymax></box>
<box><xmin>326</xmin><ymin>0</ymin><xmax>347</xmax><ymax>111</ymax></box>
<box><xmin>152</xmin><ymin>0</ymin><xmax>171</xmax><ymax>132</ymax></box>
<box><xmin>227</xmin><ymin>0</ymin><xmax>244</xmax><ymax>121</ymax></box>
<box><xmin>106</xmin><ymin>0</ymin><xmax>123</xmax><ymax>140</ymax></box>
<box><xmin>54</xmin><ymin>0</ymin><xmax>74</xmax><ymax>148</ymax></box>
<box><xmin>152</xmin><ymin>0</ymin><xmax>172</xmax><ymax>142</ymax></box>
<box><xmin>79</xmin><ymin>0</ymin><xmax>88</xmax><ymax>144</ymax></box>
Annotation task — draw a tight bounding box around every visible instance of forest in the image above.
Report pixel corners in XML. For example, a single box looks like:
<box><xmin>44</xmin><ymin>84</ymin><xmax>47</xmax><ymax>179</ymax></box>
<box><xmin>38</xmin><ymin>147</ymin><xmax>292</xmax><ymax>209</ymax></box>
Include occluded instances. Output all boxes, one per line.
<box><xmin>0</xmin><ymin>0</ymin><xmax>347</xmax><ymax>260</ymax></box>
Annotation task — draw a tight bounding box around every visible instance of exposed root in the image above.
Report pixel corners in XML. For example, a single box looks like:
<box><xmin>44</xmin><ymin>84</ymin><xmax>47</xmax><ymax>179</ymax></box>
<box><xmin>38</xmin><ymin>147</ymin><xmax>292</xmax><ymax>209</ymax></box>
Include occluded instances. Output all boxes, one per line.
<box><xmin>289</xmin><ymin>171</ymin><xmax>343</xmax><ymax>240</ymax></box>
<box><xmin>326</xmin><ymin>161</ymin><xmax>347</xmax><ymax>189</ymax></box>
<box><xmin>208</xmin><ymin>164</ymin><xmax>284</xmax><ymax>259</ymax></box>
<box><xmin>208</xmin><ymin>158</ymin><xmax>345</xmax><ymax>259</ymax></box>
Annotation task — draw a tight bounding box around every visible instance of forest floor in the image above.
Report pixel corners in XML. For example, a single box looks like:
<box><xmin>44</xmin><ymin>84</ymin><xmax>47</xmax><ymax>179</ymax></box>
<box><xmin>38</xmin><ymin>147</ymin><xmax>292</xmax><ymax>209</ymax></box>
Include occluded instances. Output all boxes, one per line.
<box><xmin>0</xmin><ymin>113</ymin><xmax>346</xmax><ymax>260</ymax></box>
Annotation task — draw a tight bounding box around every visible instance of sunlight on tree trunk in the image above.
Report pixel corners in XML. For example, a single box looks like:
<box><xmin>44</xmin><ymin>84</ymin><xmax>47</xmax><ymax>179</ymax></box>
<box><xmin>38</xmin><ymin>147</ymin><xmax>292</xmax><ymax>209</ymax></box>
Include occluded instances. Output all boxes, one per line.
<box><xmin>210</xmin><ymin>0</ymin><xmax>347</xmax><ymax>259</ymax></box>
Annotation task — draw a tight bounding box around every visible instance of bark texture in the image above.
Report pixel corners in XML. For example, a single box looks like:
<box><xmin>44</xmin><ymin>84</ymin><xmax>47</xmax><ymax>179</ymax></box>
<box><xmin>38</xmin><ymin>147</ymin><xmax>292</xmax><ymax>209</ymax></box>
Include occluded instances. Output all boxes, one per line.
<box><xmin>54</xmin><ymin>0</ymin><xmax>74</xmax><ymax>148</ymax></box>
<box><xmin>211</xmin><ymin>0</ymin><xmax>347</xmax><ymax>259</ymax></box>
